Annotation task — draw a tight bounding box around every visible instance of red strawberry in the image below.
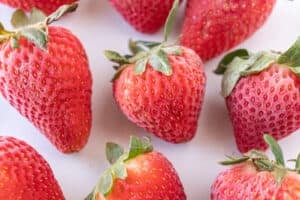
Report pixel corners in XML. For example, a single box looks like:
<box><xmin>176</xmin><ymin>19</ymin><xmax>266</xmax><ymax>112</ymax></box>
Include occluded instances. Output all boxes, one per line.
<box><xmin>216</xmin><ymin>39</ymin><xmax>300</xmax><ymax>153</ymax></box>
<box><xmin>85</xmin><ymin>136</ymin><xmax>186</xmax><ymax>200</ymax></box>
<box><xmin>0</xmin><ymin>136</ymin><xmax>65</xmax><ymax>199</ymax></box>
<box><xmin>0</xmin><ymin>0</ymin><xmax>77</xmax><ymax>15</ymax></box>
<box><xmin>211</xmin><ymin>134</ymin><xmax>300</xmax><ymax>199</ymax></box>
<box><xmin>109</xmin><ymin>0</ymin><xmax>179</xmax><ymax>33</ymax></box>
<box><xmin>105</xmin><ymin>0</ymin><xmax>206</xmax><ymax>143</ymax></box>
<box><xmin>180</xmin><ymin>0</ymin><xmax>276</xmax><ymax>61</ymax></box>
<box><xmin>0</xmin><ymin>4</ymin><xmax>92</xmax><ymax>153</ymax></box>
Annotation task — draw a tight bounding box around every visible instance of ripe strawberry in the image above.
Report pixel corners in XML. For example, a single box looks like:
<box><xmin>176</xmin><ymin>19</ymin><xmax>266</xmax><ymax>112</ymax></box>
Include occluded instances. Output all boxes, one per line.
<box><xmin>109</xmin><ymin>0</ymin><xmax>179</xmax><ymax>33</ymax></box>
<box><xmin>0</xmin><ymin>0</ymin><xmax>77</xmax><ymax>15</ymax></box>
<box><xmin>211</xmin><ymin>134</ymin><xmax>300</xmax><ymax>199</ymax></box>
<box><xmin>105</xmin><ymin>0</ymin><xmax>206</xmax><ymax>143</ymax></box>
<box><xmin>180</xmin><ymin>0</ymin><xmax>276</xmax><ymax>61</ymax></box>
<box><xmin>216</xmin><ymin>39</ymin><xmax>300</xmax><ymax>153</ymax></box>
<box><xmin>85</xmin><ymin>136</ymin><xmax>186</xmax><ymax>200</ymax></box>
<box><xmin>0</xmin><ymin>4</ymin><xmax>92</xmax><ymax>153</ymax></box>
<box><xmin>0</xmin><ymin>136</ymin><xmax>65</xmax><ymax>200</ymax></box>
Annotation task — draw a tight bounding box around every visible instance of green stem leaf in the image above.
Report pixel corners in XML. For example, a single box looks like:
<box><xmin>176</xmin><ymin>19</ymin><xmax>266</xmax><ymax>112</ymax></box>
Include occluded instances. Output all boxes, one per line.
<box><xmin>163</xmin><ymin>0</ymin><xmax>179</xmax><ymax>42</ymax></box>
<box><xmin>106</xmin><ymin>142</ymin><xmax>124</xmax><ymax>165</ymax></box>
<box><xmin>215</xmin><ymin>49</ymin><xmax>249</xmax><ymax>74</ymax></box>
<box><xmin>274</xmin><ymin>167</ymin><xmax>287</xmax><ymax>185</ymax></box>
<box><xmin>221</xmin><ymin>51</ymin><xmax>277</xmax><ymax>97</ymax></box>
<box><xmin>263</xmin><ymin>134</ymin><xmax>285</xmax><ymax>167</ymax></box>
<box><xmin>104</xmin><ymin>50</ymin><xmax>130</xmax><ymax>65</ymax></box>
<box><xmin>219</xmin><ymin>156</ymin><xmax>249</xmax><ymax>165</ymax></box>
<box><xmin>19</xmin><ymin>27</ymin><xmax>48</xmax><ymax>50</ymax></box>
<box><xmin>134</xmin><ymin>57</ymin><xmax>148</xmax><ymax>75</ymax></box>
<box><xmin>149</xmin><ymin>49</ymin><xmax>172</xmax><ymax>75</ymax></box>
<box><xmin>45</xmin><ymin>2</ymin><xmax>78</xmax><ymax>24</ymax></box>
<box><xmin>98</xmin><ymin>170</ymin><xmax>113</xmax><ymax>196</ymax></box>
<box><xmin>278</xmin><ymin>37</ymin><xmax>300</xmax><ymax>68</ymax></box>
<box><xmin>129</xmin><ymin>39</ymin><xmax>160</xmax><ymax>54</ymax></box>
<box><xmin>162</xmin><ymin>45</ymin><xmax>182</xmax><ymax>55</ymax></box>
<box><xmin>11</xmin><ymin>8</ymin><xmax>46</xmax><ymax>29</ymax></box>
<box><xmin>111</xmin><ymin>162</ymin><xmax>127</xmax><ymax>179</ymax></box>
<box><xmin>296</xmin><ymin>153</ymin><xmax>300</xmax><ymax>170</ymax></box>
<box><xmin>126</xmin><ymin>136</ymin><xmax>153</xmax><ymax>161</ymax></box>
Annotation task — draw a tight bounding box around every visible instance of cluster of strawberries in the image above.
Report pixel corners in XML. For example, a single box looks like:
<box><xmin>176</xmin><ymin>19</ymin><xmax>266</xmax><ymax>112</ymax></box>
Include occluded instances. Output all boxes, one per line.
<box><xmin>0</xmin><ymin>0</ymin><xmax>299</xmax><ymax>199</ymax></box>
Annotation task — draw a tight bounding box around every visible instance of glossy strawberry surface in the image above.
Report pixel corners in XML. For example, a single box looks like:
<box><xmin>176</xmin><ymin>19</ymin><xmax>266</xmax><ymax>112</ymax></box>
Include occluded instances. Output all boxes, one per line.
<box><xmin>99</xmin><ymin>152</ymin><xmax>186</xmax><ymax>200</ymax></box>
<box><xmin>226</xmin><ymin>64</ymin><xmax>300</xmax><ymax>152</ymax></box>
<box><xmin>180</xmin><ymin>0</ymin><xmax>275</xmax><ymax>61</ymax></box>
<box><xmin>0</xmin><ymin>26</ymin><xmax>92</xmax><ymax>153</ymax></box>
<box><xmin>113</xmin><ymin>47</ymin><xmax>206</xmax><ymax>143</ymax></box>
<box><xmin>109</xmin><ymin>0</ymin><xmax>177</xmax><ymax>33</ymax></box>
<box><xmin>0</xmin><ymin>136</ymin><xmax>65</xmax><ymax>200</ymax></box>
<box><xmin>0</xmin><ymin>0</ymin><xmax>77</xmax><ymax>14</ymax></box>
<box><xmin>211</xmin><ymin>162</ymin><xmax>300</xmax><ymax>200</ymax></box>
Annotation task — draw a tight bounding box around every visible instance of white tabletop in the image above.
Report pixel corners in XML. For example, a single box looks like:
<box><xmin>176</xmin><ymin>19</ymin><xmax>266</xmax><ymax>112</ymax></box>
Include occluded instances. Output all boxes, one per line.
<box><xmin>0</xmin><ymin>1</ymin><xmax>300</xmax><ymax>199</ymax></box>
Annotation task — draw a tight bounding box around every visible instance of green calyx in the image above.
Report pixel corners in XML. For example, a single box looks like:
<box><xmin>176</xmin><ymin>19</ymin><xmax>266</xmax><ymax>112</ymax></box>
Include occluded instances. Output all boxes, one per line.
<box><xmin>0</xmin><ymin>3</ymin><xmax>78</xmax><ymax>50</ymax></box>
<box><xmin>216</xmin><ymin>37</ymin><xmax>300</xmax><ymax>97</ymax></box>
<box><xmin>85</xmin><ymin>136</ymin><xmax>153</xmax><ymax>200</ymax></box>
<box><xmin>220</xmin><ymin>134</ymin><xmax>300</xmax><ymax>185</ymax></box>
<box><xmin>104</xmin><ymin>0</ymin><xmax>181</xmax><ymax>81</ymax></box>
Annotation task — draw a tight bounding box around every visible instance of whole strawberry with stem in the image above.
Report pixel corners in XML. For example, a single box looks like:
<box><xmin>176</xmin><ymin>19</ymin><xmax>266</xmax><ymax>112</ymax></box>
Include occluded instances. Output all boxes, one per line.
<box><xmin>0</xmin><ymin>3</ymin><xmax>92</xmax><ymax>153</ymax></box>
<box><xmin>109</xmin><ymin>0</ymin><xmax>179</xmax><ymax>33</ymax></box>
<box><xmin>0</xmin><ymin>136</ymin><xmax>65</xmax><ymax>200</ymax></box>
<box><xmin>211</xmin><ymin>134</ymin><xmax>300</xmax><ymax>199</ymax></box>
<box><xmin>216</xmin><ymin>38</ymin><xmax>300</xmax><ymax>153</ymax></box>
<box><xmin>0</xmin><ymin>0</ymin><xmax>77</xmax><ymax>15</ymax></box>
<box><xmin>85</xmin><ymin>136</ymin><xmax>186</xmax><ymax>200</ymax></box>
<box><xmin>180</xmin><ymin>0</ymin><xmax>276</xmax><ymax>61</ymax></box>
<box><xmin>105</xmin><ymin>0</ymin><xmax>206</xmax><ymax>143</ymax></box>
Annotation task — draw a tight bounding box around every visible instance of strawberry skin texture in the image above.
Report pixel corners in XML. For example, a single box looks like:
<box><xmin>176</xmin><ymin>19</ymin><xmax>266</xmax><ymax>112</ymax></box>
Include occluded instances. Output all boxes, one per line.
<box><xmin>226</xmin><ymin>64</ymin><xmax>300</xmax><ymax>153</ymax></box>
<box><xmin>0</xmin><ymin>26</ymin><xmax>92</xmax><ymax>153</ymax></box>
<box><xmin>113</xmin><ymin>47</ymin><xmax>206</xmax><ymax>143</ymax></box>
<box><xmin>0</xmin><ymin>136</ymin><xmax>65</xmax><ymax>200</ymax></box>
<box><xmin>211</xmin><ymin>162</ymin><xmax>300</xmax><ymax>199</ymax></box>
<box><xmin>109</xmin><ymin>0</ymin><xmax>177</xmax><ymax>33</ymax></box>
<box><xmin>0</xmin><ymin>0</ymin><xmax>77</xmax><ymax>15</ymax></box>
<box><xmin>275</xmin><ymin>174</ymin><xmax>300</xmax><ymax>199</ymax></box>
<box><xmin>180</xmin><ymin>0</ymin><xmax>275</xmax><ymax>61</ymax></box>
<box><xmin>97</xmin><ymin>151</ymin><xmax>186</xmax><ymax>200</ymax></box>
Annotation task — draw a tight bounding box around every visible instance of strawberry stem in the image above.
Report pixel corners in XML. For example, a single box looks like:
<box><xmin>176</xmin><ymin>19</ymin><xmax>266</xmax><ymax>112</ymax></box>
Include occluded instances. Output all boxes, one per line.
<box><xmin>163</xmin><ymin>0</ymin><xmax>180</xmax><ymax>42</ymax></box>
<box><xmin>263</xmin><ymin>134</ymin><xmax>285</xmax><ymax>167</ymax></box>
<box><xmin>219</xmin><ymin>134</ymin><xmax>296</xmax><ymax>174</ymax></box>
<box><xmin>215</xmin><ymin>49</ymin><xmax>249</xmax><ymax>74</ymax></box>
<box><xmin>278</xmin><ymin>37</ymin><xmax>300</xmax><ymax>68</ymax></box>
<box><xmin>45</xmin><ymin>3</ymin><xmax>78</xmax><ymax>25</ymax></box>
<box><xmin>85</xmin><ymin>136</ymin><xmax>154</xmax><ymax>200</ymax></box>
<box><xmin>0</xmin><ymin>3</ymin><xmax>78</xmax><ymax>49</ymax></box>
<box><xmin>296</xmin><ymin>153</ymin><xmax>300</xmax><ymax>172</ymax></box>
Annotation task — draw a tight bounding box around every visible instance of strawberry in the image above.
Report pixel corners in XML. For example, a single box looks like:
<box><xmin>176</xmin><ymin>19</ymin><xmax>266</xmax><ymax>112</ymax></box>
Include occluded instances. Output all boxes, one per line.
<box><xmin>0</xmin><ymin>136</ymin><xmax>65</xmax><ymax>199</ymax></box>
<box><xmin>105</xmin><ymin>0</ymin><xmax>206</xmax><ymax>143</ymax></box>
<box><xmin>211</xmin><ymin>134</ymin><xmax>300</xmax><ymax>199</ymax></box>
<box><xmin>0</xmin><ymin>0</ymin><xmax>77</xmax><ymax>15</ymax></box>
<box><xmin>0</xmin><ymin>4</ymin><xmax>92</xmax><ymax>153</ymax></box>
<box><xmin>85</xmin><ymin>136</ymin><xmax>186</xmax><ymax>200</ymax></box>
<box><xmin>215</xmin><ymin>38</ymin><xmax>300</xmax><ymax>153</ymax></box>
<box><xmin>109</xmin><ymin>0</ymin><xmax>179</xmax><ymax>33</ymax></box>
<box><xmin>180</xmin><ymin>0</ymin><xmax>276</xmax><ymax>61</ymax></box>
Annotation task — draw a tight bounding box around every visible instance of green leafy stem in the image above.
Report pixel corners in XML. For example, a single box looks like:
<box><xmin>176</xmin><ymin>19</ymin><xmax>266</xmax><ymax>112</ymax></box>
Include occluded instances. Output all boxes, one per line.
<box><xmin>85</xmin><ymin>136</ymin><xmax>153</xmax><ymax>200</ymax></box>
<box><xmin>220</xmin><ymin>134</ymin><xmax>300</xmax><ymax>185</ymax></box>
<box><xmin>0</xmin><ymin>2</ymin><xmax>78</xmax><ymax>49</ymax></box>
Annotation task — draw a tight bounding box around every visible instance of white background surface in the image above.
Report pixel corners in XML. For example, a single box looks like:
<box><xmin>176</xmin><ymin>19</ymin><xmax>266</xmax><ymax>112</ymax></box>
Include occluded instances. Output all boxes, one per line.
<box><xmin>0</xmin><ymin>1</ymin><xmax>300</xmax><ymax>199</ymax></box>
